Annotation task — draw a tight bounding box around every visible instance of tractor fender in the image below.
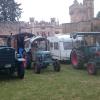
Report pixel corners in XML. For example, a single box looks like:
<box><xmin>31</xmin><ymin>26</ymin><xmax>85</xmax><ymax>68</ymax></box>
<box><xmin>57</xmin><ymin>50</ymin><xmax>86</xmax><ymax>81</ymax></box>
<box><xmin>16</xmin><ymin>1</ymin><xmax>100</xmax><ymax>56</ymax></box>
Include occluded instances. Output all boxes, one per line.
<box><xmin>17</xmin><ymin>58</ymin><xmax>26</xmax><ymax>62</ymax></box>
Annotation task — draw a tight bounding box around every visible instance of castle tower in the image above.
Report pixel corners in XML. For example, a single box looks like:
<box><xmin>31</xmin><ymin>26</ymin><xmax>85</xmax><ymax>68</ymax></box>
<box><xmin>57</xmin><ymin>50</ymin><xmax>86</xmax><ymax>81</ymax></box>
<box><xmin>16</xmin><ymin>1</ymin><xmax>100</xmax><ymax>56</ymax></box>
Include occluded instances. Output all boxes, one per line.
<box><xmin>83</xmin><ymin>0</ymin><xmax>94</xmax><ymax>20</ymax></box>
<box><xmin>69</xmin><ymin>0</ymin><xmax>85</xmax><ymax>23</ymax></box>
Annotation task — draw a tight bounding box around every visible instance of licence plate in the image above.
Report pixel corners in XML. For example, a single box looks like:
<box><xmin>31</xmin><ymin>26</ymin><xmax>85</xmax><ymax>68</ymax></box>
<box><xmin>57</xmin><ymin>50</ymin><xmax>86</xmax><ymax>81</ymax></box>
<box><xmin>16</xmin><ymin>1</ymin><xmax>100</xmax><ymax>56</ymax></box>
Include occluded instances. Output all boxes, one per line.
<box><xmin>5</xmin><ymin>64</ymin><xmax>11</xmax><ymax>68</ymax></box>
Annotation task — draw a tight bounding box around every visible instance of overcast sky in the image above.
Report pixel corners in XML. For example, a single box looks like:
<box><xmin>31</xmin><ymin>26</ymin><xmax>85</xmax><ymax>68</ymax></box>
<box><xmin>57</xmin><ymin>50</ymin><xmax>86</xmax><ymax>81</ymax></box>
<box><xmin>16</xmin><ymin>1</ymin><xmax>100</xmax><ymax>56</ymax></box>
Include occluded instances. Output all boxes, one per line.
<box><xmin>16</xmin><ymin>0</ymin><xmax>99</xmax><ymax>24</ymax></box>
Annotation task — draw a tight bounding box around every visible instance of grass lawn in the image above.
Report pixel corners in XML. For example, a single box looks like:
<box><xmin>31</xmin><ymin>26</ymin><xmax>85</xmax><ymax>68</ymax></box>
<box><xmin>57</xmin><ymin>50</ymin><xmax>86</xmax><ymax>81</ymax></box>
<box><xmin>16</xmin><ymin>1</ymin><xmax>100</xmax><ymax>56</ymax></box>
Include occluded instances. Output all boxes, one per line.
<box><xmin>0</xmin><ymin>64</ymin><xmax>100</xmax><ymax>100</ymax></box>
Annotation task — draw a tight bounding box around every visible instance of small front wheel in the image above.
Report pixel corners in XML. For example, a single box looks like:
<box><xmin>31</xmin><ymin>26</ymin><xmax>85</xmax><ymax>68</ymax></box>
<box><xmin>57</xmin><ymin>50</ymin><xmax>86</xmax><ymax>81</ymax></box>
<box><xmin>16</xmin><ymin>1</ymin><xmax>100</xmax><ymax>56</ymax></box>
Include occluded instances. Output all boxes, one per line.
<box><xmin>26</xmin><ymin>53</ymin><xmax>32</xmax><ymax>69</ymax></box>
<box><xmin>53</xmin><ymin>60</ymin><xmax>60</xmax><ymax>72</ymax></box>
<box><xmin>34</xmin><ymin>63</ymin><xmax>41</xmax><ymax>74</ymax></box>
<box><xmin>17</xmin><ymin>62</ymin><xmax>25</xmax><ymax>79</ymax></box>
<box><xmin>87</xmin><ymin>62</ymin><xmax>97</xmax><ymax>75</ymax></box>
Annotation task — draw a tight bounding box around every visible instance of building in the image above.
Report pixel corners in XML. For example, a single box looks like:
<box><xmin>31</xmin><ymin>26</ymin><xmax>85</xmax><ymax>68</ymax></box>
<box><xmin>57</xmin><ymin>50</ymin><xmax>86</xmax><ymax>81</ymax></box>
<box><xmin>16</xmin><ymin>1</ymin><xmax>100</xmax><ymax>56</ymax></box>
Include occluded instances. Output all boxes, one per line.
<box><xmin>62</xmin><ymin>0</ymin><xmax>100</xmax><ymax>33</ymax></box>
<box><xmin>69</xmin><ymin>0</ymin><xmax>94</xmax><ymax>23</ymax></box>
<box><xmin>29</xmin><ymin>18</ymin><xmax>62</xmax><ymax>37</ymax></box>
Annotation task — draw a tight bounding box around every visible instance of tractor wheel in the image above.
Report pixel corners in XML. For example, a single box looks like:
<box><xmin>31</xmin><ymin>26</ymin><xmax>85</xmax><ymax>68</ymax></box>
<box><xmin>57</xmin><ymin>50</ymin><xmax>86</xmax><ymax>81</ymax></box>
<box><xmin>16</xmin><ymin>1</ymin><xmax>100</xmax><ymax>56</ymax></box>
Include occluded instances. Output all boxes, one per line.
<box><xmin>26</xmin><ymin>52</ymin><xmax>32</xmax><ymax>69</ymax></box>
<box><xmin>87</xmin><ymin>62</ymin><xmax>97</xmax><ymax>75</ymax></box>
<box><xmin>70</xmin><ymin>49</ymin><xmax>84</xmax><ymax>69</ymax></box>
<box><xmin>34</xmin><ymin>63</ymin><xmax>41</xmax><ymax>74</ymax></box>
<box><xmin>17</xmin><ymin>62</ymin><xmax>25</xmax><ymax>79</ymax></box>
<box><xmin>53</xmin><ymin>60</ymin><xmax>60</xmax><ymax>72</ymax></box>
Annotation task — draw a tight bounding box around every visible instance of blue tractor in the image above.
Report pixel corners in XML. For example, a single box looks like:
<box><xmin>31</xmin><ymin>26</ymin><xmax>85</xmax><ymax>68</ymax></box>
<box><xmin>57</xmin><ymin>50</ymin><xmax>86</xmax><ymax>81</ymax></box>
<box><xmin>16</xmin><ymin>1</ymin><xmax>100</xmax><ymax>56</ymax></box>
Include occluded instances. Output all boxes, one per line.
<box><xmin>24</xmin><ymin>36</ymin><xmax>61</xmax><ymax>74</ymax></box>
<box><xmin>34</xmin><ymin>51</ymin><xmax>60</xmax><ymax>74</ymax></box>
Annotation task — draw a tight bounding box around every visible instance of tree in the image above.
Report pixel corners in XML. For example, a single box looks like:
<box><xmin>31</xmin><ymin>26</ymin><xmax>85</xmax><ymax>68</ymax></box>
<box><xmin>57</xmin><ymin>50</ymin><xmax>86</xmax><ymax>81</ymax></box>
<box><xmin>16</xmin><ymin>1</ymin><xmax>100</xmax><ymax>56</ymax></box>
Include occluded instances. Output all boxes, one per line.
<box><xmin>96</xmin><ymin>11</ymin><xmax>100</xmax><ymax>18</ymax></box>
<box><xmin>0</xmin><ymin>0</ymin><xmax>22</xmax><ymax>22</ymax></box>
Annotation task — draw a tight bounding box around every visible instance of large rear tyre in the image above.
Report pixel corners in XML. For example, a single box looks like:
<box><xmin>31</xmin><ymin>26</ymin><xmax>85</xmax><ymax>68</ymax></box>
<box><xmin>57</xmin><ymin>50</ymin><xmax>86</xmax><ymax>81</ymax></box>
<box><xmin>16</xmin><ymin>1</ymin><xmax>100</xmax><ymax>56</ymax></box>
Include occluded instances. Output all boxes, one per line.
<box><xmin>70</xmin><ymin>49</ymin><xmax>84</xmax><ymax>69</ymax></box>
<box><xmin>87</xmin><ymin>62</ymin><xmax>97</xmax><ymax>75</ymax></box>
<box><xmin>53</xmin><ymin>60</ymin><xmax>60</xmax><ymax>72</ymax></box>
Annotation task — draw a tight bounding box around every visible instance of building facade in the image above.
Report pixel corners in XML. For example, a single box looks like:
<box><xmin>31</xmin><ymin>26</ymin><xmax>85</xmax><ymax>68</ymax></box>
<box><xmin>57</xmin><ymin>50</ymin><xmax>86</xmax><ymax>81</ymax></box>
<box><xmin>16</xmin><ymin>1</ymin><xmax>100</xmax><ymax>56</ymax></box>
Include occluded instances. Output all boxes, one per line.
<box><xmin>29</xmin><ymin>18</ymin><xmax>62</xmax><ymax>37</ymax></box>
<box><xmin>69</xmin><ymin>0</ymin><xmax>94</xmax><ymax>23</ymax></box>
<box><xmin>0</xmin><ymin>18</ymin><xmax>62</xmax><ymax>37</ymax></box>
<box><xmin>62</xmin><ymin>0</ymin><xmax>100</xmax><ymax>33</ymax></box>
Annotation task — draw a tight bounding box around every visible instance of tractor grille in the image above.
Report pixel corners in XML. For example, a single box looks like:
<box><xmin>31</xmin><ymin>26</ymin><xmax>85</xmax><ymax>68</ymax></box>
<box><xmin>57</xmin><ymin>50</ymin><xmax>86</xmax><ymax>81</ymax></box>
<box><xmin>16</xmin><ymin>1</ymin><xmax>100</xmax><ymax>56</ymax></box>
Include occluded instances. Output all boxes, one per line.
<box><xmin>0</xmin><ymin>47</ymin><xmax>15</xmax><ymax>65</ymax></box>
<box><xmin>44</xmin><ymin>54</ymin><xmax>52</xmax><ymax>61</ymax></box>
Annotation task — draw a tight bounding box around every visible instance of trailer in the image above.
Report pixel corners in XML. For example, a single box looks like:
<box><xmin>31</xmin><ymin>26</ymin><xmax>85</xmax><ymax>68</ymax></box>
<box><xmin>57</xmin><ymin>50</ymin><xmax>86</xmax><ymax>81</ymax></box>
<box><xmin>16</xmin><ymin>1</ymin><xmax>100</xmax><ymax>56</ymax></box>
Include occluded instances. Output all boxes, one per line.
<box><xmin>47</xmin><ymin>34</ymin><xmax>73</xmax><ymax>61</ymax></box>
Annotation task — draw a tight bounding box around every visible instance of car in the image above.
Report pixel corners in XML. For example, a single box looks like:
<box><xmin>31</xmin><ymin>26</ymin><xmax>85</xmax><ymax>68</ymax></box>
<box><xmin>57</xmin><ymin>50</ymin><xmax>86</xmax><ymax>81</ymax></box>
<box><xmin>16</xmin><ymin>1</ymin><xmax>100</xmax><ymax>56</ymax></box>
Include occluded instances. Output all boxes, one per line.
<box><xmin>70</xmin><ymin>32</ymin><xmax>100</xmax><ymax>75</ymax></box>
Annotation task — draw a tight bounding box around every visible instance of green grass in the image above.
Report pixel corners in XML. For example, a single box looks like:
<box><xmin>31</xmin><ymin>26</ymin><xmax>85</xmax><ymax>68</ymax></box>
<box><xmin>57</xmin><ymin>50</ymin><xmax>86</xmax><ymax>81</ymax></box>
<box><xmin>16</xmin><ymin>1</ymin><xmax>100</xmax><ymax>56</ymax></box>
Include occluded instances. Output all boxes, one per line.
<box><xmin>0</xmin><ymin>64</ymin><xmax>100</xmax><ymax>100</ymax></box>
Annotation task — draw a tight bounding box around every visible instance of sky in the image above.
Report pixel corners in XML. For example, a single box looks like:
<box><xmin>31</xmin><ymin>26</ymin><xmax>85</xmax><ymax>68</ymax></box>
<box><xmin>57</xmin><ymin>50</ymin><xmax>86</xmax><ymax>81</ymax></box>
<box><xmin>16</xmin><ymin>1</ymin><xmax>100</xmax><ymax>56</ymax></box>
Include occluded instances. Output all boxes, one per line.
<box><xmin>16</xmin><ymin>0</ymin><xmax>99</xmax><ymax>24</ymax></box>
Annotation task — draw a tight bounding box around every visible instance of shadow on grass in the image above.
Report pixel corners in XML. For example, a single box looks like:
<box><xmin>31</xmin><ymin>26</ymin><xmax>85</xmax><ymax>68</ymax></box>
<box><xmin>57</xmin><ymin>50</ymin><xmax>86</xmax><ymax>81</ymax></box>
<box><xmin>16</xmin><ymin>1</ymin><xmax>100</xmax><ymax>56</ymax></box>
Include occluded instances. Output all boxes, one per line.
<box><xmin>60</xmin><ymin>60</ymin><xmax>71</xmax><ymax>65</ymax></box>
<box><xmin>0</xmin><ymin>71</ymin><xmax>21</xmax><ymax>82</ymax></box>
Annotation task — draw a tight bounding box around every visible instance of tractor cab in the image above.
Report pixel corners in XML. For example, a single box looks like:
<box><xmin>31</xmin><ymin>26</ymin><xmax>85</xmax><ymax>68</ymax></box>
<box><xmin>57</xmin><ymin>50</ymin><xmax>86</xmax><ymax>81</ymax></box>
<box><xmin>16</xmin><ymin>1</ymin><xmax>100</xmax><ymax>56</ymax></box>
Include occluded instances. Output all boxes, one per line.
<box><xmin>11</xmin><ymin>32</ymin><xmax>35</xmax><ymax>57</ymax></box>
<box><xmin>71</xmin><ymin>32</ymin><xmax>100</xmax><ymax>56</ymax></box>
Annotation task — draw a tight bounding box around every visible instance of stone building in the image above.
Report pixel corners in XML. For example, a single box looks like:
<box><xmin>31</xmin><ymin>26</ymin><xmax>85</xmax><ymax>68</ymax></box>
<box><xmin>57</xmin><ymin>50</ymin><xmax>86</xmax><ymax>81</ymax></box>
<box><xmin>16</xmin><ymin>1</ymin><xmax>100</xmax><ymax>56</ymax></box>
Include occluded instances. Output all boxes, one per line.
<box><xmin>0</xmin><ymin>17</ymin><xmax>62</xmax><ymax>37</ymax></box>
<box><xmin>29</xmin><ymin>18</ymin><xmax>62</xmax><ymax>37</ymax></box>
<box><xmin>0</xmin><ymin>21</ymin><xmax>32</xmax><ymax>35</ymax></box>
<box><xmin>69</xmin><ymin>0</ymin><xmax>94</xmax><ymax>23</ymax></box>
<box><xmin>62</xmin><ymin>0</ymin><xmax>100</xmax><ymax>33</ymax></box>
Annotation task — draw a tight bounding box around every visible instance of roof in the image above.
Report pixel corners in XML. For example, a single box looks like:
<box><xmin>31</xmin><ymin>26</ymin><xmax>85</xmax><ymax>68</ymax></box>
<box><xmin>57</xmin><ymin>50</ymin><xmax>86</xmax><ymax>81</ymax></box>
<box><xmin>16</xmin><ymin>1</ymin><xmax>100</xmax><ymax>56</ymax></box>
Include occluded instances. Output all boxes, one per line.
<box><xmin>30</xmin><ymin>36</ymin><xmax>48</xmax><ymax>43</ymax></box>
<box><xmin>48</xmin><ymin>34</ymin><xmax>72</xmax><ymax>42</ymax></box>
<box><xmin>36</xmin><ymin>50</ymin><xmax>50</xmax><ymax>54</ymax></box>
<box><xmin>70</xmin><ymin>32</ymin><xmax>100</xmax><ymax>38</ymax></box>
<box><xmin>0</xmin><ymin>35</ymin><xmax>9</xmax><ymax>38</ymax></box>
<box><xmin>13</xmin><ymin>32</ymin><xmax>35</xmax><ymax>38</ymax></box>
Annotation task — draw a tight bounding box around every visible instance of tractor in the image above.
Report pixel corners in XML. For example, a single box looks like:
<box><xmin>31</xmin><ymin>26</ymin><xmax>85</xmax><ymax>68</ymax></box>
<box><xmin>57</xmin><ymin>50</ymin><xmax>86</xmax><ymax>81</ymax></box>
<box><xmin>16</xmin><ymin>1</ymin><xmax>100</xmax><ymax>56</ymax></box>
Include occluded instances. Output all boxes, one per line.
<box><xmin>70</xmin><ymin>32</ymin><xmax>100</xmax><ymax>75</ymax></box>
<box><xmin>24</xmin><ymin>36</ymin><xmax>61</xmax><ymax>74</ymax></box>
<box><xmin>0</xmin><ymin>34</ymin><xmax>26</xmax><ymax>79</ymax></box>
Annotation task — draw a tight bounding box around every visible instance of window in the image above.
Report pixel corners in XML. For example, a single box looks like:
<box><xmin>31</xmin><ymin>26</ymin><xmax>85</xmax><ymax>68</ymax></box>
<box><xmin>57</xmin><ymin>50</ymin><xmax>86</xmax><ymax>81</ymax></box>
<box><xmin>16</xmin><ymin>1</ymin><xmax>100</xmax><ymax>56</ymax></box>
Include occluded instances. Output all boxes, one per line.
<box><xmin>48</xmin><ymin>32</ymin><xmax>50</xmax><ymax>36</ymax></box>
<box><xmin>25</xmin><ymin>41</ymin><xmax>30</xmax><ymax>48</ymax></box>
<box><xmin>54</xmin><ymin>42</ymin><xmax>59</xmax><ymax>50</ymax></box>
<box><xmin>73</xmin><ymin>37</ymin><xmax>84</xmax><ymax>48</ymax></box>
<box><xmin>63</xmin><ymin>42</ymin><xmax>73</xmax><ymax>50</ymax></box>
<box><xmin>85</xmin><ymin>35</ymin><xmax>100</xmax><ymax>46</ymax></box>
<box><xmin>50</xmin><ymin>42</ymin><xmax>53</xmax><ymax>49</ymax></box>
<box><xmin>38</xmin><ymin>41</ymin><xmax>46</xmax><ymax>50</ymax></box>
<box><xmin>0</xmin><ymin>38</ymin><xmax>7</xmax><ymax>46</ymax></box>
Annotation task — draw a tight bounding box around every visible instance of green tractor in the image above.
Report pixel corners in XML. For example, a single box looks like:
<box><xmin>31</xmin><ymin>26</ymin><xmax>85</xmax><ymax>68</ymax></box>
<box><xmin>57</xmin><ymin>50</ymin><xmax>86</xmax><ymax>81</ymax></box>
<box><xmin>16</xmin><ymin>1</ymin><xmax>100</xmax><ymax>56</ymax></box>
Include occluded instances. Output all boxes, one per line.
<box><xmin>24</xmin><ymin>36</ymin><xmax>61</xmax><ymax>74</ymax></box>
<box><xmin>70</xmin><ymin>32</ymin><xmax>100</xmax><ymax>75</ymax></box>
